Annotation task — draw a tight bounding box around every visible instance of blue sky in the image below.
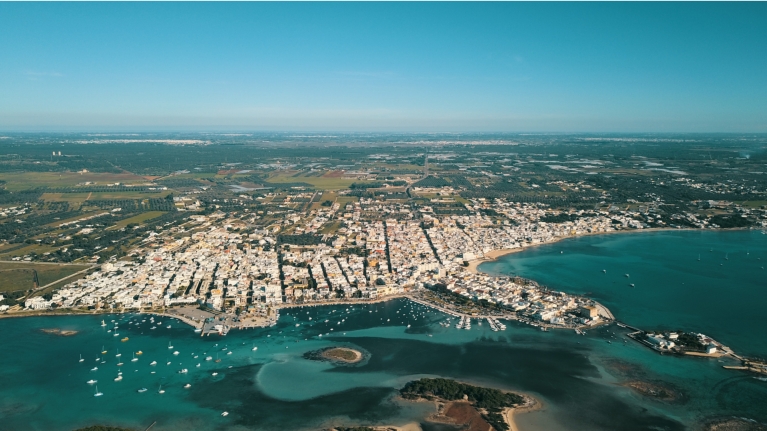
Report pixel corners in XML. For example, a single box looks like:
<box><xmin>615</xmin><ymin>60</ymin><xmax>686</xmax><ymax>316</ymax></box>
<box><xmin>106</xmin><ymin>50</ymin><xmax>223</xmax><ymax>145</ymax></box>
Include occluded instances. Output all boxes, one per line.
<box><xmin>1</xmin><ymin>2</ymin><xmax>765</xmax><ymax>132</ymax></box>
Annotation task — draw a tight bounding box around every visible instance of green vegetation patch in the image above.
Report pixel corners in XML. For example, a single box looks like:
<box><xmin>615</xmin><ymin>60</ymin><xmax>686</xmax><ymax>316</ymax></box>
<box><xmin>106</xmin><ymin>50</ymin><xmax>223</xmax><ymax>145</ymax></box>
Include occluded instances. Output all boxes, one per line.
<box><xmin>400</xmin><ymin>378</ymin><xmax>524</xmax><ymax>410</ymax></box>
<box><xmin>107</xmin><ymin>211</ymin><xmax>166</xmax><ymax>230</ymax></box>
<box><xmin>0</xmin><ymin>262</ymin><xmax>90</xmax><ymax>294</ymax></box>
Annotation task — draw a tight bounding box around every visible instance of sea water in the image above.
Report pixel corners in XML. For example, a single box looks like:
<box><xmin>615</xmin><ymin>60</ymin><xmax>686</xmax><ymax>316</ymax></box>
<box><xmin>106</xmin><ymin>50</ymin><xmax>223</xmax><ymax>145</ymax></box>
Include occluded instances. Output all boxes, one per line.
<box><xmin>0</xmin><ymin>230</ymin><xmax>765</xmax><ymax>431</ymax></box>
<box><xmin>479</xmin><ymin>229</ymin><xmax>767</xmax><ymax>357</ymax></box>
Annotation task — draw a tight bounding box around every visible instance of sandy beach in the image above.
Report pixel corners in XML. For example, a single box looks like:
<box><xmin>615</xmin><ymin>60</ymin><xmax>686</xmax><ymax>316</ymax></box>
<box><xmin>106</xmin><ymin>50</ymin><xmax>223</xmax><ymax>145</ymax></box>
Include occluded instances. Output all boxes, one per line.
<box><xmin>504</xmin><ymin>396</ymin><xmax>543</xmax><ymax>431</ymax></box>
<box><xmin>465</xmin><ymin>227</ymin><xmax>687</xmax><ymax>274</ymax></box>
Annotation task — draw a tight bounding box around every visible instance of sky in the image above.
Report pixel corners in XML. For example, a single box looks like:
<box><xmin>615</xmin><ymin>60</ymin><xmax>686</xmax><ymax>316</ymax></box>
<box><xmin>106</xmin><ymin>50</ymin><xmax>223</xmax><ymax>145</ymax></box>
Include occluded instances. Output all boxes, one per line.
<box><xmin>0</xmin><ymin>2</ymin><xmax>766</xmax><ymax>133</ymax></box>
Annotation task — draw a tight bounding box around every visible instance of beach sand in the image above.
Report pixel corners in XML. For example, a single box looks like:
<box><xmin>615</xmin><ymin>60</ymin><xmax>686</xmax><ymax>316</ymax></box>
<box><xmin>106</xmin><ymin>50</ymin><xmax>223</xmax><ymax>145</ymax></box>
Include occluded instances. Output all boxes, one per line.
<box><xmin>465</xmin><ymin>227</ymin><xmax>684</xmax><ymax>274</ymax></box>
<box><xmin>504</xmin><ymin>397</ymin><xmax>543</xmax><ymax>431</ymax></box>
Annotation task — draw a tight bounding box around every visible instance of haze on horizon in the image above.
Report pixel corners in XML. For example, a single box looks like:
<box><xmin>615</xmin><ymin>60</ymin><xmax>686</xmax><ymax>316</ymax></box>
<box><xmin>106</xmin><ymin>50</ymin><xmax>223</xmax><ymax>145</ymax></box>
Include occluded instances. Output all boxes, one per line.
<box><xmin>1</xmin><ymin>2</ymin><xmax>766</xmax><ymax>133</ymax></box>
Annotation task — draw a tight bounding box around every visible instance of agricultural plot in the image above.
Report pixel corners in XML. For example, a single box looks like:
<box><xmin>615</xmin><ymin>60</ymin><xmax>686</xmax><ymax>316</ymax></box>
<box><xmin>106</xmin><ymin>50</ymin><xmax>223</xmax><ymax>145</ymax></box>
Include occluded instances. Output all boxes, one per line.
<box><xmin>0</xmin><ymin>261</ymin><xmax>90</xmax><ymax>293</ymax></box>
<box><xmin>0</xmin><ymin>172</ymin><xmax>149</xmax><ymax>191</ymax></box>
<box><xmin>267</xmin><ymin>174</ymin><xmax>371</xmax><ymax>190</ymax></box>
<box><xmin>107</xmin><ymin>211</ymin><xmax>166</xmax><ymax>230</ymax></box>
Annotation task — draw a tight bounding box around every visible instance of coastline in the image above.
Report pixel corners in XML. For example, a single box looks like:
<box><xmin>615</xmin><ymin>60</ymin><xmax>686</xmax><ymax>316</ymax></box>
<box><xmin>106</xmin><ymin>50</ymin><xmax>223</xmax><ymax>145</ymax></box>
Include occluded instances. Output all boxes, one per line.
<box><xmin>0</xmin><ymin>308</ymin><xmax>203</xmax><ymax>330</ymax></box>
<box><xmin>504</xmin><ymin>396</ymin><xmax>543</xmax><ymax>431</ymax></box>
<box><xmin>465</xmin><ymin>227</ymin><xmax>690</xmax><ymax>274</ymax></box>
<box><xmin>397</xmin><ymin>377</ymin><xmax>542</xmax><ymax>431</ymax></box>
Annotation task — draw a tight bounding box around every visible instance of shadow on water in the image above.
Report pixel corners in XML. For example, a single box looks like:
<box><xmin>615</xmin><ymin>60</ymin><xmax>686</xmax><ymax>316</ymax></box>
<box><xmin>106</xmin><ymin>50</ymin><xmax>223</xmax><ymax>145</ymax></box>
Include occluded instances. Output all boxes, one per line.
<box><xmin>191</xmin><ymin>335</ymin><xmax>685</xmax><ymax>431</ymax></box>
<box><xmin>331</xmin><ymin>337</ymin><xmax>684</xmax><ymax>431</ymax></box>
<box><xmin>190</xmin><ymin>364</ymin><xmax>401</xmax><ymax>431</ymax></box>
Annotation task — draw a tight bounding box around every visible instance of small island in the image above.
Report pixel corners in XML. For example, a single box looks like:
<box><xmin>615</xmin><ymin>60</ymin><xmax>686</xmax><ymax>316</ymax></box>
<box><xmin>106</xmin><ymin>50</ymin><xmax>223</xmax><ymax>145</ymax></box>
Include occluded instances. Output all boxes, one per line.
<box><xmin>400</xmin><ymin>378</ymin><xmax>533</xmax><ymax>431</ymax></box>
<box><xmin>622</xmin><ymin>380</ymin><xmax>685</xmax><ymax>404</ymax></box>
<box><xmin>304</xmin><ymin>346</ymin><xmax>365</xmax><ymax>365</ymax></box>
<box><xmin>322</xmin><ymin>347</ymin><xmax>363</xmax><ymax>363</ymax></box>
<box><xmin>40</xmin><ymin>328</ymin><xmax>78</xmax><ymax>337</ymax></box>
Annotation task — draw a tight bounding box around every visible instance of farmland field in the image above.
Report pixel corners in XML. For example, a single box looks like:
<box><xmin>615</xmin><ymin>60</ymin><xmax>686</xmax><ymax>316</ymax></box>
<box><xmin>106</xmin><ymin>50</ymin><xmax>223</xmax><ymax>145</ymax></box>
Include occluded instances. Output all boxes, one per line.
<box><xmin>0</xmin><ymin>172</ymin><xmax>150</xmax><ymax>191</ymax></box>
<box><xmin>267</xmin><ymin>174</ymin><xmax>362</xmax><ymax>190</ymax></box>
<box><xmin>0</xmin><ymin>261</ymin><xmax>90</xmax><ymax>293</ymax></box>
<box><xmin>108</xmin><ymin>211</ymin><xmax>166</xmax><ymax>230</ymax></box>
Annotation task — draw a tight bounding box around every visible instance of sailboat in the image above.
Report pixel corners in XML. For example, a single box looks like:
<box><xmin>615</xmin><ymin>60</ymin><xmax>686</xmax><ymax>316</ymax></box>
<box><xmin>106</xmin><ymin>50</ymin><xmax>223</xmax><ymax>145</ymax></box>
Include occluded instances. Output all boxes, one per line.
<box><xmin>698</xmin><ymin>254</ymin><xmax>701</xmax><ymax>261</ymax></box>
<box><xmin>158</xmin><ymin>384</ymin><xmax>165</xmax><ymax>394</ymax></box>
<box><xmin>251</xmin><ymin>346</ymin><xmax>257</xmax><ymax>351</ymax></box>
<box><xmin>115</xmin><ymin>349</ymin><xmax>121</xmax><ymax>358</ymax></box>
<box><xmin>168</xmin><ymin>341</ymin><xmax>173</xmax><ymax>349</ymax></box>
<box><xmin>101</xmin><ymin>346</ymin><xmax>107</xmax><ymax>354</ymax></box>
<box><xmin>131</xmin><ymin>353</ymin><xmax>138</xmax><ymax>362</ymax></box>
<box><xmin>79</xmin><ymin>354</ymin><xmax>84</xmax><ymax>363</ymax></box>
<box><xmin>101</xmin><ymin>320</ymin><xmax>107</xmax><ymax>327</ymax></box>
<box><xmin>93</xmin><ymin>386</ymin><xmax>103</xmax><ymax>397</ymax></box>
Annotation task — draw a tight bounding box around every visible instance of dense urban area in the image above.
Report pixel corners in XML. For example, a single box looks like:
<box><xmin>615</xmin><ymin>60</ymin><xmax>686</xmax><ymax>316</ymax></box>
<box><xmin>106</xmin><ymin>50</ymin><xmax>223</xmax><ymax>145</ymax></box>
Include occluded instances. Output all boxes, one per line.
<box><xmin>1</xmin><ymin>134</ymin><xmax>766</xmax><ymax>342</ymax></box>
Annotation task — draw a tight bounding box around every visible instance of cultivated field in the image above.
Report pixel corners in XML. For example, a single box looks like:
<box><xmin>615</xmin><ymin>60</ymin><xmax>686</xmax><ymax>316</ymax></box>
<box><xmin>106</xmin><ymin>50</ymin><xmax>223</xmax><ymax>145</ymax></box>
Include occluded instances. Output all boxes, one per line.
<box><xmin>0</xmin><ymin>261</ymin><xmax>90</xmax><ymax>293</ymax></box>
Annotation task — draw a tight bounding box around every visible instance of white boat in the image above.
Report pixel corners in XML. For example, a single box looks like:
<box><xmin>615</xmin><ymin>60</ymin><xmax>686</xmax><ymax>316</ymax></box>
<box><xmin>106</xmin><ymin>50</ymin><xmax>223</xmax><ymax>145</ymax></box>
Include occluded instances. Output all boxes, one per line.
<box><xmin>205</xmin><ymin>356</ymin><xmax>213</xmax><ymax>361</ymax></box>
<box><xmin>251</xmin><ymin>346</ymin><xmax>257</xmax><ymax>351</ymax></box>
<box><xmin>184</xmin><ymin>383</ymin><xmax>191</xmax><ymax>389</ymax></box>
<box><xmin>131</xmin><ymin>353</ymin><xmax>138</xmax><ymax>362</ymax></box>
<box><xmin>137</xmin><ymin>388</ymin><xmax>147</xmax><ymax>393</ymax></box>
<box><xmin>79</xmin><ymin>355</ymin><xmax>85</xmax><ymax>363</ymax></box>
<box><xmin>211</xmin><ymin>372</ymin><xmax>218</xmax><ymax>376</ymax></box>
<box><xmin>91</xmin><ymin>367</ymin><xmax>98</xmax><ymax>371</ymax></box>
<box><xmin>221</xmin><ymin>411</ymin><xmax>229</xmax><ymax>417</ymax></box>
<box><xmin>173</xmin><ymin>351</ymin><xmax>180</xmax><ymax>356</ymax></box>
<box><xmin>227</xmin><ymin>351</ymin><xmax>232</xmax><ymax>355</ymax></box>
<box><xmin>196</xmin><ymin>363</ymin><xmax>201</xmax><ymax>367</ymax></box>
<box><xmin>114</xmin><ymin>375</ymin><xmax>123</xmax><ymax>381</ymax></box>
<box><xmin>150</xmin><ymin>361</ymin><xmax>157</xmax><ymax>366</ymax></box>
<box><xmin>93</xmin><ymin>386</ymin><xmax>103</xmax><ymax>397</ymax></box>
<box><xmin>158</xmin><ymin>385</ymin><xmax>165</xmax><ymax>394</ymax></box>
<box><xmin>117</xmin><ymin>362</ymin><xmax>124</xmax><ymax>366</ymax></box>
<box><xmin>168</xmin><ymin>342</ymin><xmax>173</xmax><ymax>349</ymax></box>
<box><xmin>87</xmin><ymin>379</ymin><xmax>97</xmax><ymax>384</ymax></box>
<box><xmin>194</xmin><ymin>328</ymin><xmax>202</xmax><ymax>333</ymax></box>
<box><xmin>115</xmin><ymin>349</ymin><xmax>121</xmax><ymax>358</ymax></box>
<box><xmin>178</xmin><ymin>369</ymin><xmax>188</xmax><ymax>374</ymax></box>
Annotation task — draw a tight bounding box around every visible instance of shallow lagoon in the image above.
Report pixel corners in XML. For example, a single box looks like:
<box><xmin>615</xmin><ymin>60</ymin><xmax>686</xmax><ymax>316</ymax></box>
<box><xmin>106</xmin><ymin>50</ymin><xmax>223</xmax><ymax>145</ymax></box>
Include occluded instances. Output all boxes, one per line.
<box><xmin>1</xmin><ymin>230</ymin><xmax>766</xmax><ymax>431</ymax></box>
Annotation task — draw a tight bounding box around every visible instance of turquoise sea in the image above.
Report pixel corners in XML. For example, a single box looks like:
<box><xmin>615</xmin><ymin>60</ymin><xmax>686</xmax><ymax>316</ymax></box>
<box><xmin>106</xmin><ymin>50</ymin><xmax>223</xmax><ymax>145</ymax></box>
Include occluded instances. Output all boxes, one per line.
<box><xmin>0</xmin><ymin>230</ymin><xmax>765</xmax><ymax>431</ymax></box>
<box><xmin>480</xmin><ymin>229</ymin><xmax>767</xmax><ymax>358</ymax></box>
